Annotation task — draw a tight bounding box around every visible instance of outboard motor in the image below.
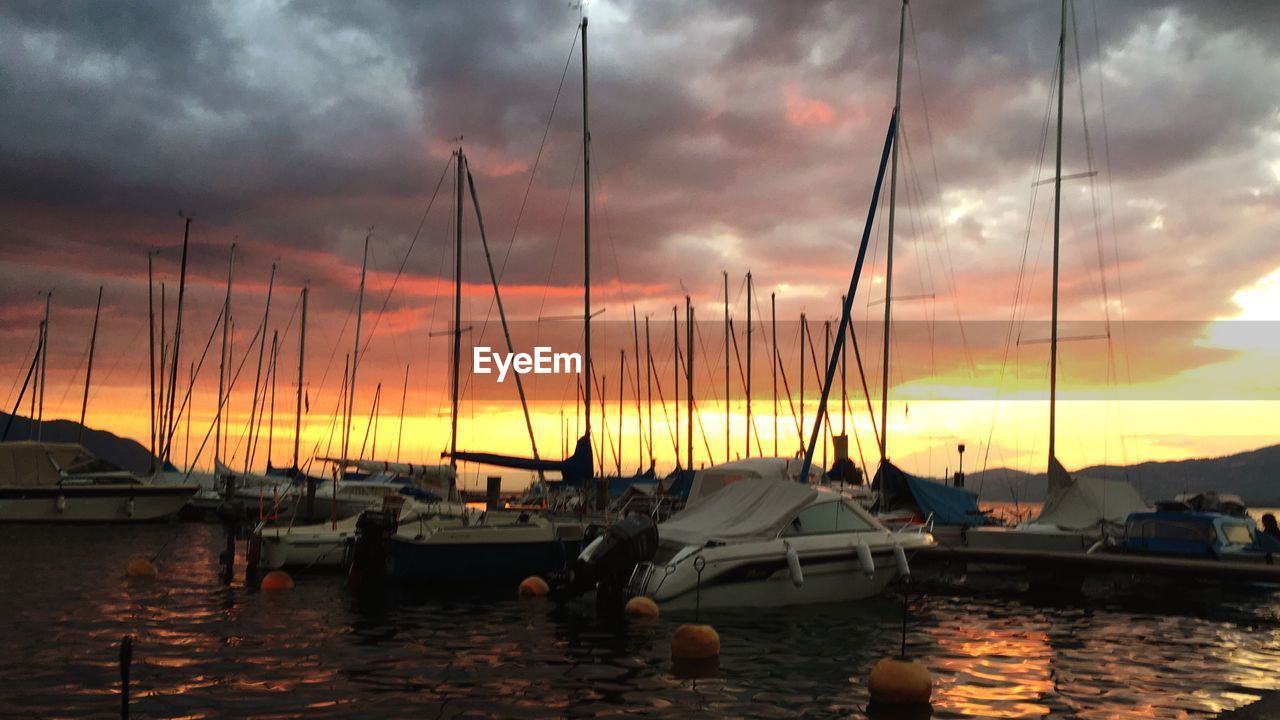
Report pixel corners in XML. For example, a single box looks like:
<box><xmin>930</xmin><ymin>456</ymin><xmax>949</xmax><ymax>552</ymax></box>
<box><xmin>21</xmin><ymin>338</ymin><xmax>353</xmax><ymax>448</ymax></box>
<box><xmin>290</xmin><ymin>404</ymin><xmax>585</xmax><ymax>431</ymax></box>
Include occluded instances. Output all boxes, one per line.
<box><xmin>550</xmin><ymin>514</ymin><xmax>658</xmax><ymax>615</ymax></box>
<box><xmin>346</xmin><ymin>509</ymin><xmax>399</xmax><ymax>593</ymax></box>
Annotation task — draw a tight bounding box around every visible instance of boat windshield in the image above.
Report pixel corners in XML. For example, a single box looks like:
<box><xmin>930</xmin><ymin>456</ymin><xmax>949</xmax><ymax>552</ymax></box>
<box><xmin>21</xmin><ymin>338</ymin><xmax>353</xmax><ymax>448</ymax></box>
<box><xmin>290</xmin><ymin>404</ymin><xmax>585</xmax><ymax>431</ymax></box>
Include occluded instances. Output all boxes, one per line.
<box><xmin>1221</xmin><ymin>523</ymin><xmax>1254</xmax><ymax>546</ymax></box>
<box><xmin>781</xmin><ymin>500</ymin><xmax>877</xmax><ymax>537</ymax></box>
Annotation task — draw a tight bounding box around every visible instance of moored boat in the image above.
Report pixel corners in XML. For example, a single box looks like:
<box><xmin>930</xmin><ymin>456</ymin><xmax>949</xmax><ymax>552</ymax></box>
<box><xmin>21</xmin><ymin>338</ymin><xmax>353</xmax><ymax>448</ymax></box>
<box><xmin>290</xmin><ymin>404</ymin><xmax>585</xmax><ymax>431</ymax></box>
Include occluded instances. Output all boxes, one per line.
<box><xmin>0</xmin><ymin>441</ymin><xmax>196</xmax><ymax>522</ymax></box>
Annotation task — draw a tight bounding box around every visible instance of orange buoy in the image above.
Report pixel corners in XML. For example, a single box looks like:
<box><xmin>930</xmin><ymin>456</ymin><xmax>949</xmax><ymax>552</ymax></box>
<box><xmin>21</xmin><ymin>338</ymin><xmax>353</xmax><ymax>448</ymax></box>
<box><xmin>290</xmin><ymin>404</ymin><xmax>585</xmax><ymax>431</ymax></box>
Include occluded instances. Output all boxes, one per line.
<box><xmin>868</xmin><ymin>657</ymin><xmax>932</xmax><ymax>706</ymax></box>
<box><xmin>671</xmin><ymin>623</ymin><xmax>720</xmax><ymax>660</ymax></box>
<box><xmin>125</xmin><ymin>558</ymin><xmax>158</xmax><ymax>580</ymax></box>
<box><xmin>624</xmin><ymin>596</ymin><xmax>660</xmax><ymax>619</ymax></box>
<box><xmin>260</xmin><ymin>570</ymin><xmax>295</xmax><ymax>592</ymax></box>
<box><xmin>517</xmin><ymin>576</ymin><xmax>549</xmax><ymax>599</ymax></box>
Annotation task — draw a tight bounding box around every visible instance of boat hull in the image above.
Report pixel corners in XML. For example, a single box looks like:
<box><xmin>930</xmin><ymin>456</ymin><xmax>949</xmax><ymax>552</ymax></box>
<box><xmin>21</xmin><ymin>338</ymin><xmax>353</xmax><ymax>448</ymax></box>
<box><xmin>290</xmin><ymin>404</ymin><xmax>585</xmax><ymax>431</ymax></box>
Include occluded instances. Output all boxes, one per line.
<box><xmin>387</xmin><ymin>528</ymin><xmax>582</xmax><ymax>584</ymax></box>
<box><xmin>0</xmin><ymin>485</ymin><xmax>197</xmax><ymax>522</ymax></box>
<box><xmin>634</xmin><ymin>534</ymin><xmax>932</xmax><ymax>611</ymax></box>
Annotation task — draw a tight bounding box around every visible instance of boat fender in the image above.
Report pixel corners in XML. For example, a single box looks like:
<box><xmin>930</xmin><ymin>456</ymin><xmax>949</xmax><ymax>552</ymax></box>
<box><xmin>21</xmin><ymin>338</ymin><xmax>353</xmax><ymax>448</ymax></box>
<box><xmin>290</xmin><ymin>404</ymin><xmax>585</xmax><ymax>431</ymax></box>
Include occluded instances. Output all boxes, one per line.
<box><xmin>857</xmin><ymin>543</ymin><xmax>875</xmax><ymax>577</ymax></box>
<box><xmin>893</xmin><ymin>544</ymin><xmax>910</xmax><ymax>577</ymax></box>
<box><xmin>126</xmin><ymin>497</ymin><xmax>135</xmax><ymax>519</ymax></box>
<box><xmin>784</xmin><ymin>541</ymin><xmax>803</xmax><ymax>588</ymax></box>
<box><xmin>56</xmin><ymin>494</ymin><xmax>67</xmax><ymax>513</ymax></box>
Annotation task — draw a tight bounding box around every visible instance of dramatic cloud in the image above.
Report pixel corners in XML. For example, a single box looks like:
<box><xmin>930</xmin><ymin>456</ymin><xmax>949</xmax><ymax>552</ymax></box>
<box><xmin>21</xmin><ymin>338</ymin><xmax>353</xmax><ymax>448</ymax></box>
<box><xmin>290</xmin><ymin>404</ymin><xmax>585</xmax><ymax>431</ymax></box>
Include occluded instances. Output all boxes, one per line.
<box><xmin>1</xmin><ymin>0</ymin><xmax>1277</xmax><ymax>478</ymax></box>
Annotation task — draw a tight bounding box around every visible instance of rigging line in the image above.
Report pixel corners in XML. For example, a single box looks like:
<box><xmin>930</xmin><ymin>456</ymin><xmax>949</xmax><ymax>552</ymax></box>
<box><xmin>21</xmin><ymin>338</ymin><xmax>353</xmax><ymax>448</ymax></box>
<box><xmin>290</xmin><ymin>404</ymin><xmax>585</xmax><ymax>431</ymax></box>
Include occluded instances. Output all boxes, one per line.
<box><xmin>801</xmin><ymin>317</ymin><xmax>837</xmax><ymax>451</ymax></box>
<box><xmin>591</xmin><ymin>150</ymin><xmax>626</xmax><ymax>286</ymax></box>
<box><xmin>535</xmin><ymin>144</ymin><xmax>583</xmax><ymax>321</ymax></box>
<box><xmin>690</xmin><ymin>316</ymin><xmax>720</xmax><ymax>461</ymax></box>
<box><xmin>846</xmin><ymin>321</ymin><xmax>882</xmax><ymax>452</ymax></box>
<box><xmin>727</xmin><ymin>317</ymin><xmax>762</xmax><ymax>455</ymax></box>
<box><xmin>161</xmin><ymin>305</ymin><xmax>225</xmax><ymax>461</ymax></box>
<box><xmin>357</xmin><ymin>159</ymin><xmax>452</xmax><ymax>366</ymax></box>
<box><xmin>647</xmin><ymin>329</ymin><xmax>679</xmax><ymax>460</ymax></box>
<box><xmin>176</xmin><ymin>313</ymin><xmax>262</xmax><ymax>482</ymax></box>
<box><xmin>3</xmin><ymin>328</ymin><xmax>40</xmax><ymax>410</ymax></box>
<box><xmin>978</xmin><ymin>48</ymin><xmax>1060</xmax><ymax>481</ymax></box>
<box><xmin>907</xmin><ymin>3</ymin><xmax>975</xmax><ymax>377</ymax></box>
<box><xmin>496</xmin><ymin>23</ymin><xmax>581</xmax><ymax>285</ymax></box>
<box><xmin>774</xmin><ymin>327</ymin><xmax>805</xmax><ymax>450</ymax></box>
<box><xmin>475</xmin><ymin>24</ymin><xmax>582</xmax><ymax>370</ymax></box>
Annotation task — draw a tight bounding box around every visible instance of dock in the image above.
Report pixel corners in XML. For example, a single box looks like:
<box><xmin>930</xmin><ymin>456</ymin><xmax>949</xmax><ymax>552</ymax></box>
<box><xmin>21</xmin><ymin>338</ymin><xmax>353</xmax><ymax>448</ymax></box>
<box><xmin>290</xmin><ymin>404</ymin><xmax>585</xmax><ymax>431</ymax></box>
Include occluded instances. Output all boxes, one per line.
<box><xmin>918</xmin><ymin>545</ymin><xmax>1280</xmax><ymax>584</ymax></box>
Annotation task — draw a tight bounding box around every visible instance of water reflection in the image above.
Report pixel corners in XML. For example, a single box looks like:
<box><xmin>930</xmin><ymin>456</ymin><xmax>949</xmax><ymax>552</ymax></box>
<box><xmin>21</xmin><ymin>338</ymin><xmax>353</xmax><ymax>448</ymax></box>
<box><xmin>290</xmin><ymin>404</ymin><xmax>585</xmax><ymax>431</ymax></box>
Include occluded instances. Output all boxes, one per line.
<box><xmin>2</xmin><ymin>524</ymin><xmax>1280</xmax><ymax>718</ymax></box>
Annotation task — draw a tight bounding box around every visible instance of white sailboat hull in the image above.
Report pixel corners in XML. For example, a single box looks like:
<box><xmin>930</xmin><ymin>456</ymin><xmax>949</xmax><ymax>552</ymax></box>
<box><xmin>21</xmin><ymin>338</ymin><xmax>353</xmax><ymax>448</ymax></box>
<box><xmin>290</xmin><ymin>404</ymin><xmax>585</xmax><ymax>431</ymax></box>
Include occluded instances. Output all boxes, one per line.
<box><xmin>0</xmin><ymin>485</ymin><xmax>197</xmax><ymax>522</ymax></box>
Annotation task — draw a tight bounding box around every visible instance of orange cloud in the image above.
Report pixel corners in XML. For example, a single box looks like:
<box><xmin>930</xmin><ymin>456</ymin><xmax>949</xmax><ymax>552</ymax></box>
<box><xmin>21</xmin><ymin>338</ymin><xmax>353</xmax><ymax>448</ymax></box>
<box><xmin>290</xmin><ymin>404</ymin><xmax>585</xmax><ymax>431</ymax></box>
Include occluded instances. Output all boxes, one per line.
<box><xmin>784</xmin><ymin>84</ymin><xmax>836</xmax><ymax>127</ymax></box>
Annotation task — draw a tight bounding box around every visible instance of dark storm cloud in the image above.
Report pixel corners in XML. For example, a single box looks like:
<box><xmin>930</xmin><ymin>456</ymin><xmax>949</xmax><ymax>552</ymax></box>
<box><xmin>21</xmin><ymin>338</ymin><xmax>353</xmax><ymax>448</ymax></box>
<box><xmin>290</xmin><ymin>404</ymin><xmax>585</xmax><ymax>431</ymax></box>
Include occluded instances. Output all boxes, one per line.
<box><xmin>0</xmin><ymin>0</ymin><xmax>1277</xmax><ymax>390</ymax></box>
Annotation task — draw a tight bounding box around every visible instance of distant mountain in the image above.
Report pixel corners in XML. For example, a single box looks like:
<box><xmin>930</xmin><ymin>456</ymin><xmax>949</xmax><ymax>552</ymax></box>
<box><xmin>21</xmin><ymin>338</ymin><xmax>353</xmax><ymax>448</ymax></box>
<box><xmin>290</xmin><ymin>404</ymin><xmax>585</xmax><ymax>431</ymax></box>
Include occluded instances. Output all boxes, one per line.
<box><xmin>0</xmin><ymin>412</ymin><xmax>156</xmax><ymax>473</ymax></box>
<box><xmin>967</xmin><ymin>444</ymin><xmax>1280</xmax><ymax>506</ymax></box>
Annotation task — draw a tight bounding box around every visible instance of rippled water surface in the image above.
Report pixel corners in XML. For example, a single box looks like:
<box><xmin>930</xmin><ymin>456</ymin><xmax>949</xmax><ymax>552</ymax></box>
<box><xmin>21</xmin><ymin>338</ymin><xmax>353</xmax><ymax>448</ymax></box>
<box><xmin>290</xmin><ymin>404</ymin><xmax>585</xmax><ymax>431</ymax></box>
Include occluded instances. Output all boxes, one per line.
<box><xmin>3</xmin><ymin>523</ymin><xmax>1280</xmax><ymax>718</ymax></box>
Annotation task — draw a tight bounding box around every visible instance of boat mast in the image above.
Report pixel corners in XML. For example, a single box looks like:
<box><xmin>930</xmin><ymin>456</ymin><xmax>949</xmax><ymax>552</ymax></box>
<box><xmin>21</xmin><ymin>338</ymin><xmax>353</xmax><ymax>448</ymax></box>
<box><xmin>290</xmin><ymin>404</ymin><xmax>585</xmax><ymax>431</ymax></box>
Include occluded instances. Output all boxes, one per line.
<box><xmin>581</xmin><ymin>17</ymin><xmax>593</xmax><ymax>455</ymax></box>
<box><xmin>746</xmin><ymin>271</ymin><xmax>752</xmax><ymax>458</ymax></box>
<box><xmin>723</xmin><ymin>271</ymin><xmax>729</xmax><ymax>463</ymax></box>
<box><xmin>293</xmin><ymin>286</ymin><xmax>306</xmax><ymax>472</ymax></box>
<box><xmin>245</xmin><ymin>261</ymin><xmax>276</xmax><ymax>473</ymax></box>
<box><xmin>464</xmin><ymin>158</ymin><xmax>542</xmax><ymax>474</ymax></box>
<box><xmin>1048</xmin><ymin>0</ymin><xmax>1065</xmax><ymax>472</ymax></box>
<box><xmin>267</xmin><ymin>330</ymin><xmax>277</xmax><ymax>468</ymax></box>
<box><xmin>451</xmin><ymin>149</ymin><xmax>463</xmax><ymax>481</ymax></box>
<box><xmin>397</xmin><ymin>364</ymin><xmax>408</xmax><ymax>464</ymax></box>
<box><xmin>36</xmin><ymin>291</ymin><xmax>50</xmax><ymax>441</ymax></box>
<box><xmin>686</xmin><ymin>296</ymin><xmax>694</xmax><ymax>470</ymax></box>
<box><xmin>343</xmin><ymin>233</ymin><xmax>370</xmax><ymax>481</ymax></box>
<box><xmin>644</xmin><ymin>314</ymin><xmax>653</xmax><ymax>467</ymax></box>
<box><xmin>673</xmin><ymin>304</ymin><xmax>680</xmax><ymax>468</ymax></box>
<box><xmin>879</xmin><ymin>0</ymin><xmax>906</xmax><ymax>463</ymax></box>
<box><xmin>164</xmin><ymin>216</ymin><xmax>192</xmax><ymax>463</ymax></box>
<box><xmin>771</xmin><ymin>291</ymin><xmax>778</xmax><ymax>456</ymax></box>
<box><xmin>632</xmin><ymin>307</ymin><xmax>643</xmax><ymax>469</ymax></box>
<box><xmin>216</xmin><ymin>244</ymin><xmax>235</xmax><ymax>465</ymax></box>
<box><xmin>799</xmin><ymin>312</ymin><xmax>806</xmax><ymax>457</ymax></box>
<box><xmin>617</xmin><ymin>349</ymin><xmax>624</xmax><ymax>476</ymax></box>
<box><xmin>148</xmin><ymin>255</ymin><xmax>157</xmax><ymax>468</ymax></box>
<box><xmin>78</xmin><ymin>286</ymin><xmax>103</xmax><ymax>443</ymax></box>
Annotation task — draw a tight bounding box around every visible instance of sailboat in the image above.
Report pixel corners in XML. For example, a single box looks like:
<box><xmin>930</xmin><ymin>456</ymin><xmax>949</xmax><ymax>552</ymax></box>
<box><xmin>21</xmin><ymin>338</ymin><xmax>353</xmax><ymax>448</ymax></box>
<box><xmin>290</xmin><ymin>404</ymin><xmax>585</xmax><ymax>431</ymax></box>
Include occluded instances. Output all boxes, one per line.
<box><xmin>963</xmin><ymin>0</ymin><xmax>1146</xmax><ymax>556</ymax></box>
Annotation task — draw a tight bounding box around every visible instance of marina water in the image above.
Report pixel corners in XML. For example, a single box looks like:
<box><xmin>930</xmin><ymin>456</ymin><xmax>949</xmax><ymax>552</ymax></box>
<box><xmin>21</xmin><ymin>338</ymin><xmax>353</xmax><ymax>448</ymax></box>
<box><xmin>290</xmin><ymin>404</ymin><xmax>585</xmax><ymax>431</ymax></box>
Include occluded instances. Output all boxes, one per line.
<box><xmin>4</xmin><ymin>522</ymin><xmax>1279</xmax><ymax>719</ymax></box>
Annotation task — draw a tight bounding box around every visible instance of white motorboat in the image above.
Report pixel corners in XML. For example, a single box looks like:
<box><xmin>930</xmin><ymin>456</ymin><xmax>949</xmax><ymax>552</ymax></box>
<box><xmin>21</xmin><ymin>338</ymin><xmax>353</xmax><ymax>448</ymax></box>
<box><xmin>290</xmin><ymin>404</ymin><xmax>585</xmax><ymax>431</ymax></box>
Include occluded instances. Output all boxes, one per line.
<box><xmin>624</xmin><ymin>471</ymin><xmax>933</xmax><ymax>611</ymax></box>
<box><xmin>0</xmin><ymin>442</ymin><xmax>197</xmax><ymax>522</ymax></box>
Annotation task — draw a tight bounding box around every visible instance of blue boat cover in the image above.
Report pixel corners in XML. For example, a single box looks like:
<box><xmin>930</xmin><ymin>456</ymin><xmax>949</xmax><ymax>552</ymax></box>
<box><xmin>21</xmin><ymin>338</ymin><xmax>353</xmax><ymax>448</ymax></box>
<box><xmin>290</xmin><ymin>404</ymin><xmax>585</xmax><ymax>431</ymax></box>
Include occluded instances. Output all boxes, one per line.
<box><xmin>449</xmin><ymin>435</ymin><xmax>594</xmax><ymax>488</ymax></box>
<box><xmin>873</xmin><ymin>460</ymin><xmax>987</xmax><ymax>526</ymax></box>
<box><xmin>663</xmin><ymin>469</ymin><xmax>697</xmax><ymax>501</ymax></box>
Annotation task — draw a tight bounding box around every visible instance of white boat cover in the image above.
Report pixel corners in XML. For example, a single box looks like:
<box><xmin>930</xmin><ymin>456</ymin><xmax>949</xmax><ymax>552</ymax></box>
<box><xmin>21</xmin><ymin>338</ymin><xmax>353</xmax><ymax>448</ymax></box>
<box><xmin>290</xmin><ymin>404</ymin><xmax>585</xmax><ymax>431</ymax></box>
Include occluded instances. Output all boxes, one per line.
<box><xmin>1037</xmin><ymin>457</ymin><xmax>1148</xmax><ymax>533</ymax></box>
<box><xmin>684</xmin><ymin>457</ymin><xmax>824</xmax><ymax>509</ymax></box>
<box><xmin>659</xmin><ymin>477</ymin><xmax>817</xmax><ymax>548</ymax></box>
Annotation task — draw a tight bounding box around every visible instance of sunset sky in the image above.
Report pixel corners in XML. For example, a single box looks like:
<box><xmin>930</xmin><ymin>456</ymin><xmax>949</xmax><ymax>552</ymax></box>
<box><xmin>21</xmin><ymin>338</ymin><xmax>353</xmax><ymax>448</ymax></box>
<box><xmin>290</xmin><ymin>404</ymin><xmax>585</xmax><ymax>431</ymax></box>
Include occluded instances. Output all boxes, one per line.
<box><xmin>1</xmin><ymin>0</ymin><xmax>1277</xmax><ymax>490</ymax></box>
